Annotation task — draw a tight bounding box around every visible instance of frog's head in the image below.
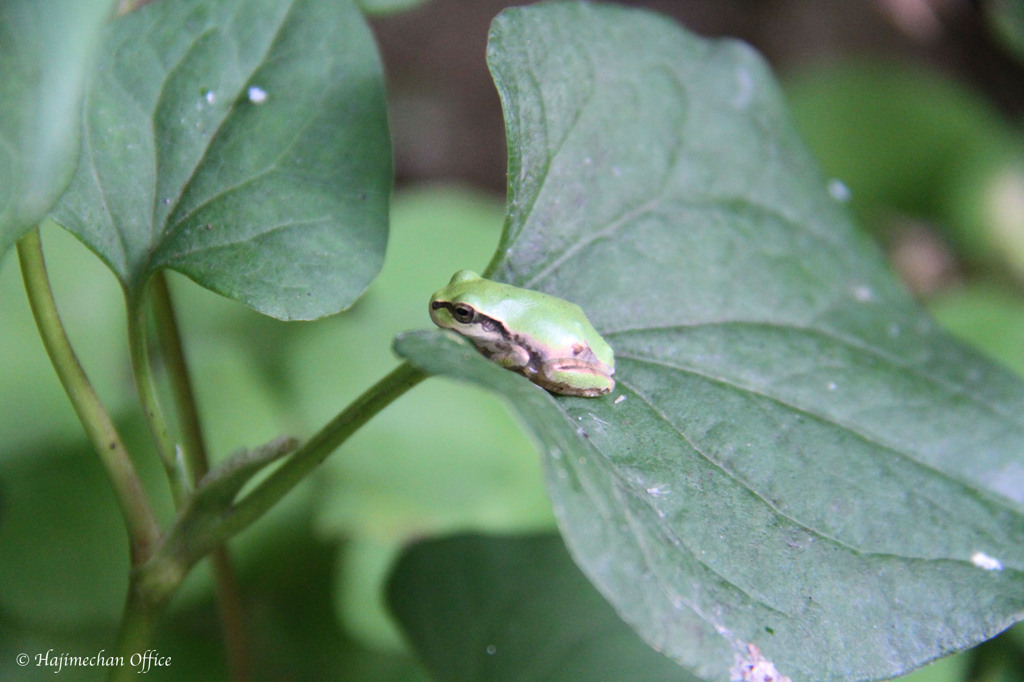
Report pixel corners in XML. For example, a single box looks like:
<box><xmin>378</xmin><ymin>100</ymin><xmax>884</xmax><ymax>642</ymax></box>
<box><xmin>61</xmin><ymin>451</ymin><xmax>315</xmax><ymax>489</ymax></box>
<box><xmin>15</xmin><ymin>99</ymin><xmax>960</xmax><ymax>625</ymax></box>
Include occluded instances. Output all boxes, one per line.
<box><xmin>429</xmin><ymin>270</ymin><xmax>506</xmax><ymax>343</ymax></box>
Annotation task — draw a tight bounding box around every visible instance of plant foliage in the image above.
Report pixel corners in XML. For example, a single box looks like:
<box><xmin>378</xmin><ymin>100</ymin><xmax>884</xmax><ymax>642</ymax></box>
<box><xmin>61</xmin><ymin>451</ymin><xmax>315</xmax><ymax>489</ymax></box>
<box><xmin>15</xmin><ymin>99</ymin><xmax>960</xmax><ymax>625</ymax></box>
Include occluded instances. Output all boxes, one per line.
<box><xmin>394</xmin><ymin>4</ymin><xmax>1024</xmax><ymax>681</ymax></box>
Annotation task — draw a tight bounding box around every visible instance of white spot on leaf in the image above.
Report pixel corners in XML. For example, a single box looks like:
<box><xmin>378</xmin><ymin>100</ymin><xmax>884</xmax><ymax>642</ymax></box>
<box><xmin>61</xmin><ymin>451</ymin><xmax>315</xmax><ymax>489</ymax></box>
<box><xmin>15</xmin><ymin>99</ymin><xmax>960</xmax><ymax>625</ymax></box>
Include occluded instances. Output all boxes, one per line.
<box><xmin>852</xmin><ymin>285</ymin><xmax>874</xmax><ymax>302</ymax></box>
<box><xmin>971</xmin><ymin>551</ymin><xmax>1003</xmax><ymax>571</ymax></box>
<box><xmin>248</xmin><ymin>85</ymin><xmax>268</xmax><ymax>103</ymax></box>
<box><xmin>646</xmin><ymin>484</ymin><xmax>671</xmax><ymax>497</ymax></box>
<box><xmin>827</xmin><ymin>178</ymin><xmax>851</xmax><ymax>202</ymax></box>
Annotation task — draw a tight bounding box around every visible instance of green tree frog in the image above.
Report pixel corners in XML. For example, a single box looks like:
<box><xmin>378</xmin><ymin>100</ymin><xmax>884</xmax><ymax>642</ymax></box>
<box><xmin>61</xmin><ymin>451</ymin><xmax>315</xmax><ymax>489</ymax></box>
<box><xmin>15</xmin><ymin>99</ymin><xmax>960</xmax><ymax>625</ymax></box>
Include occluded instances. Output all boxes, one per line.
<box><xmin>429</xmin><ymin>270</ymin><xmax>615</xmax><ymax>397</ymax></box>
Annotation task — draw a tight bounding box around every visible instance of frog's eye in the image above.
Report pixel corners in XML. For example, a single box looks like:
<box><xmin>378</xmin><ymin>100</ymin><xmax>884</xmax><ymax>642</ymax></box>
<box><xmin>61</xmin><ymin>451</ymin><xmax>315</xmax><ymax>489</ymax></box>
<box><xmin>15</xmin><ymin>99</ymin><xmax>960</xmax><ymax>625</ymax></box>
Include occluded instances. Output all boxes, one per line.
<box><xmin>452</xmin><ymin>304</ymin><xmax>476</xmax><ymax>324</ymax></box>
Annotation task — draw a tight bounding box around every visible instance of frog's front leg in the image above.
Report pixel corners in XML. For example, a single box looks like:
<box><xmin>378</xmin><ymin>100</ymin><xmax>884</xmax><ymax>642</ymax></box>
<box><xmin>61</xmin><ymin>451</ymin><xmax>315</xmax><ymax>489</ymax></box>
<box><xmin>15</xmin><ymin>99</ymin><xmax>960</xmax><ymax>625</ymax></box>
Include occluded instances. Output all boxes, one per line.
<box><xmin>481</xmin><ymin>339</ymin><xmax>530</xmax><ymax>370</ymax></box>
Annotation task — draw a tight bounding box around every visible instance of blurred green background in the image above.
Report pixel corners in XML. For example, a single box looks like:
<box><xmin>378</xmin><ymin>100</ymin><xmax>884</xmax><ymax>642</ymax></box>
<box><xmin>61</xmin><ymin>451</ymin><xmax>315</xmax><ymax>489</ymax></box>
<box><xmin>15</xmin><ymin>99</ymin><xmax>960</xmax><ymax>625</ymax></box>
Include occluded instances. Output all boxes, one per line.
<box><xmin>2</xmin><ymin>1</ymin><xmax>1024</xmax><ymax>680</ymax></box>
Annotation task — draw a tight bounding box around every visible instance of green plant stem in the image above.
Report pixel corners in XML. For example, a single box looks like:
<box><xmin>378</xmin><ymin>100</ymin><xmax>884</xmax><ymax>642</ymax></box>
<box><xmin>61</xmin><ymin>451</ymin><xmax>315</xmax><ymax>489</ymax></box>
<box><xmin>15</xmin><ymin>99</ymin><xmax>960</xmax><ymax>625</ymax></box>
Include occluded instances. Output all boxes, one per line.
<box><xmin>208</xmin><ymin>547</ymin><xmax>248</xmax><ymax>681</ymax></box>
<box><xmin>16</xmin><ymin>227</ymin><xmax>161</xmax><ymax>564</ymax></box>
<box><xmin>109</xmin><ymin>361</ymin><xmax>425</xmax><ymax>675</ymax></box>
<box><xmin>150</xmin><ymin>273</ymin><xmax>209</xmax><ymax>481</ymax></box>
<box><xmin>216</xmin><ymin>361</ymin><xmax>426</xmax><ymax>549</ymax></box>
<box><xmin>150</xmin><ymin>272</ymin><xmax>249</xmax><ymax>682</ymax></box>
<box><xmin>111</xmin><ymin>591</ymin><xmax>162</xmax><ymax>682</ymax></box>
<box><xmin>111</xmin><ymin>554</ymin><xmax>187</xmax><ymax>682</ymax></box>
<box><xmin>127</xmin><ymin>283</ymin><xmax>187</xmax><ymax>506</ymax></box>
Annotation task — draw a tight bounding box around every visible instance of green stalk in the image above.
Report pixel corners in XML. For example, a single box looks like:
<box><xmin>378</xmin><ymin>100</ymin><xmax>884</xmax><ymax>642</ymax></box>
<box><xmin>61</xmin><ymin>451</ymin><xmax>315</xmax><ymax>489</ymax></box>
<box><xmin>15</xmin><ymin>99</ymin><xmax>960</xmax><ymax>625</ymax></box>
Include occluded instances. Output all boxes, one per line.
<box><xmin>106</xmin><ymin>355</ymin><xmax>425</xmax><ymax>681</ymax></box>
<box><xmin>150</xmin><ymin>274</ymin><xmax>208</xmax><ymax>482</ymax></box>
<box><xmin>16</xmin><ymin>227</ymin><xmax>161</xmax><ymax>564</ymax></box>
<box><xmin>111</xmin><ymin>553</ymin><xmax>187</xmax><ymax>682</ymax></box>
<box><xmin>150</xmin><ymin>272</ymin><xmax>249</xmax><ymax>682</ymax></box>
<box><xmin>113</xmin><ymin>361</ymin><xmax>426</xmax><ymax>675</ymax></box>
<box><xmin>207</xmin><ymin>548</ymin><xmax>249</xmax><ymax>681</ymax></box>
<box><xmin>127</xmin><ymin>282</ymin><xmax>187</xmax><ymax>506</ymax></box>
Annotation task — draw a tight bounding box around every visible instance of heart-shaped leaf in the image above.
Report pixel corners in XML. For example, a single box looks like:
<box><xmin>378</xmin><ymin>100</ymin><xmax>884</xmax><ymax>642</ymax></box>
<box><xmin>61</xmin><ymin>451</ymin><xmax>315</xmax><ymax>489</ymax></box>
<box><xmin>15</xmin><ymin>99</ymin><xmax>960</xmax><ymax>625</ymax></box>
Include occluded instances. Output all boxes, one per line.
<box><xmin>396</xmin><ymin>4</ymin><xmax>1024</xmax><ymax>681</ymax></box>
<box><xmin>387</xmin><ymin>532</ymin><xmax>699</xmax><ymax>682</ymax></box>
<box><xmin>0</xmin><ymin>0</ymin><xmax>113</xmax><ymax>256</ymax></box>
<box><xmin>50</xmin><ymin>0</ymin><xmax>391</xmax><ymax>320</ymax></box>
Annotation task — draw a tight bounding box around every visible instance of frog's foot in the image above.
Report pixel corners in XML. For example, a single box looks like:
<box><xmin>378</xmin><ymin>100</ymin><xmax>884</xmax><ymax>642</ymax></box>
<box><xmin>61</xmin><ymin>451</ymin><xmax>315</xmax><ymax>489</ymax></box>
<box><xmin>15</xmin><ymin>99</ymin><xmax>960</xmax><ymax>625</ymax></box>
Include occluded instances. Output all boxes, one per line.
<box><xmin>528</xmin><ymin>358</ymin><xmax>615</xmax><ymax>397</ymax></box>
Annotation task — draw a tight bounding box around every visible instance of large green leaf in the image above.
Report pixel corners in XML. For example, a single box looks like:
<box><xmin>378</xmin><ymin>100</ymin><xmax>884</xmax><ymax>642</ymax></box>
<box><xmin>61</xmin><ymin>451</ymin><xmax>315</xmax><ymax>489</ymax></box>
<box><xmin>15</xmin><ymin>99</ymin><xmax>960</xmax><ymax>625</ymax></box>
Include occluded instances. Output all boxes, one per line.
<box><xmin>395</xmin><ymin>3</ymin><xmax>1024</xmax><ymax>681</ymax></box>
<box><xmin>50</xmin><ymin>0</ymin><xmax>390</xmax><ymax>320</ymax></box>
<box><xmin>387</xmin><ymin>533</ymin><xmax>699</xmax><ymax>682</ymax></box>
<box><xmin>0</xmin><ymin>0</ymin><xmax>113</xmax><ymax>256</ymax></box>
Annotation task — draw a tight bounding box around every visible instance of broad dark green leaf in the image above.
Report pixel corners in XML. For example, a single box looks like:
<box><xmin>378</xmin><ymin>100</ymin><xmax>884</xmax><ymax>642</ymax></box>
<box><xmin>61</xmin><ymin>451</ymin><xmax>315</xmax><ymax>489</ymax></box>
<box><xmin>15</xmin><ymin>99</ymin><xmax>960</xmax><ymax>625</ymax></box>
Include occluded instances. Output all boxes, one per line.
<box><xmin>0</xmin><ymin>0</ymin><xmax>113</xmax><ymax>256</ymax></box>
<box><xmin>396</xmin><ymin>4</ymin><xmax>1024</xmax><ymax>681</ymax></box>
<box><xmin>50</xmin><ymin>0</ymin><xmax>391</xmax><ymax>320</ymax></box>
<box><xmin>387</xmin><ymin>533</ymin><xmax>698</xmax><ymax>682</ymax></box>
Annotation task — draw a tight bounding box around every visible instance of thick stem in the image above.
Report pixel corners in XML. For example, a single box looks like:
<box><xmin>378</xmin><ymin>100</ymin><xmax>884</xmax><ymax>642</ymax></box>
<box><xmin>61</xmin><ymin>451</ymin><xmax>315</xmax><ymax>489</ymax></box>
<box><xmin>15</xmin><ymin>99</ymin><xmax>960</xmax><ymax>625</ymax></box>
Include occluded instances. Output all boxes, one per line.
<box><xmin>17</xmin><ymin>227</ymin><xmax>161</xmax><ymax>564</ymax></box>
<box><xmin>109</xmin><ymin>555</ymin><xmax>187</xmax><ymax>682</ymax></box>
<box><xmin>110</xmin><ymin>588</ymin><xmax>162</xmax><ymax>682</ymax></box>
<box><xmin>150</xmin><ymin>272</ymin><xmax>249</xmax><ymax>681</ymax></box>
